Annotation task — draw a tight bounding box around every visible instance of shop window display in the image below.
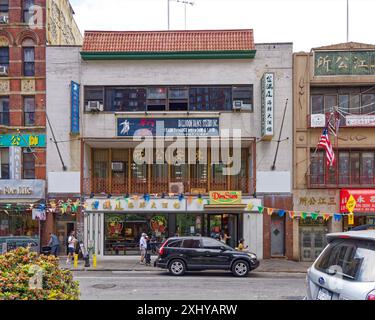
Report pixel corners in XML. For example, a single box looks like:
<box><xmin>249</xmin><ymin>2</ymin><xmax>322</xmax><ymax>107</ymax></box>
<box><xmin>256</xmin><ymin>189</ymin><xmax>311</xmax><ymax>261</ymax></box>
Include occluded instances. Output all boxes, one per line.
<box><xmin>0</xmin><ymin>211</ymin><xmax>38</xmax><ymax>237</ymax></box>
<box><xmin>176</xmin><ymin>213</ymin><xmax>202</xmax><ymax>237</ymax></box>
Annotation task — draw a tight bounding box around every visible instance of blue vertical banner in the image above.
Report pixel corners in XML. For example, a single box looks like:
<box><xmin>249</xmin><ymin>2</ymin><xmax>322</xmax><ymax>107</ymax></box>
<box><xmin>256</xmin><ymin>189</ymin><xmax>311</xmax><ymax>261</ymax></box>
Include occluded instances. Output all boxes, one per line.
<box><xmin>71</xmin><ymin>81</ymin><xmax>80</xmax><ymax>134</ymax></box>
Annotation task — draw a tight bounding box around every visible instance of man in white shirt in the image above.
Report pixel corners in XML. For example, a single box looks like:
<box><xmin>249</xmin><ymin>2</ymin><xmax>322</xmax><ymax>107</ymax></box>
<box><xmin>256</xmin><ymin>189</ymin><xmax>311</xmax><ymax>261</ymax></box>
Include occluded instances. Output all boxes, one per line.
<box><xmin>139</xmin><ymin>233</ymin><xmax>147</xmax><ymax>264</ymax></box>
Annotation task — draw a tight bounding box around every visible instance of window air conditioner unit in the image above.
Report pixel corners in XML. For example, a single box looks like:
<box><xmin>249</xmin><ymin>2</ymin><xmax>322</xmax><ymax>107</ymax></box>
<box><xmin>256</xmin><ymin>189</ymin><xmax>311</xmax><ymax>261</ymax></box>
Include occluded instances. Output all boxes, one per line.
<box><xmin>86</xmin><ymin>101</ymin><xmax>103</xmax><ymax>112</ymax></box>
<box><xmin>0</xmin><ymin>15</ymin><xmax>9</xmax><ymax>24</ymax></box>
<box><xmin>233</xmin><ymin>100</ymin><xmax>243</xmax><ymax>111</ymax></box>
<box><xmin>169</xmin><ymin>182</ymin><xmax>184</xmax><ymax>194</ymax></box>
<box><xmin>111</xmin><ymin>162</ymin><xmax>124</xmax><ymax>172</ymax></box>
<box><xmin>0</xmin><ymin>66</ymin><xmax>8</xmax><ymax>76</ymax></box>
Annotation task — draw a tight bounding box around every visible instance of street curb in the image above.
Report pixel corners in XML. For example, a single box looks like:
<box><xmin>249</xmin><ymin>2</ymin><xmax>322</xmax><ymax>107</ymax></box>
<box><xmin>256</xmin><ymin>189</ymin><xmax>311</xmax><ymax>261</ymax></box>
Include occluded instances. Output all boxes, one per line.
<box><xmin>68</xmin><ymin>268</ymin><xmax>307</xmax><ymax>273</ymax></box>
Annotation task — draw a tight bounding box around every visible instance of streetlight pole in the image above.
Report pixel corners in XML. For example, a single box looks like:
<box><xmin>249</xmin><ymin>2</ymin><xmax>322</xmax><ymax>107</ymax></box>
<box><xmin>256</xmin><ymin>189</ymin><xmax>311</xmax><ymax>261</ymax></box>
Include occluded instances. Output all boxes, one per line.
<box><xmin>168</xmin><ymin>0</ymin><xmax>194</xmax><ymax>30</ymax></box>
<box><xmin>167</xmin><ymin>0</ymin><xmax>170</xmax><ymax>30</ymax></box>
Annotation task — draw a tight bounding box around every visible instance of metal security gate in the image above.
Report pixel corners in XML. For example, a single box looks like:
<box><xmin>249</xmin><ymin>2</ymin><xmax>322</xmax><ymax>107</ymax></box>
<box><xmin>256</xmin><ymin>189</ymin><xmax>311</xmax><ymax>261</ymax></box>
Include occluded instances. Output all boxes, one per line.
<box><xmin>299</xmin><ymin>226</ymin><xmax>327</xmax><ymax>262</ymax></box>
<box><xmin>271</xmin><ymin>216</ymin><xmax>285</xmax><ymax>256</ymax></box>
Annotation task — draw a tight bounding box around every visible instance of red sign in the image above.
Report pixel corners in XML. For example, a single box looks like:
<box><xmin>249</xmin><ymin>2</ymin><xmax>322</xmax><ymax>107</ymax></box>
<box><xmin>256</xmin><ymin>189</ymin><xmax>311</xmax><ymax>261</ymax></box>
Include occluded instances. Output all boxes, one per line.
<box><xmin>340</xmin><ymin>189</ymin><xmax>375</xmax><ymax>213</ymax></box>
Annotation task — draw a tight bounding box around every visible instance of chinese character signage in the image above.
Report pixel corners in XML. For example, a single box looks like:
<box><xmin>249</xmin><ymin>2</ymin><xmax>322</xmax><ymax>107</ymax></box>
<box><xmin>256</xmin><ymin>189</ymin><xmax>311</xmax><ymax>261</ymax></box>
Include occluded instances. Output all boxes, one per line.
<box><xmin>9</xmin><ymin>147</ymin><xmax>21</xmax><ymax>180</ymax></box>
<box><xmin>315</xmin><ymin>51</ymin><xmax>375</xmax><ymax>76</ymax></box>
<box><xmin>117</xmin><ymin>118</ymin><xmax>219</xmax><ymax>137</ymax></box>
<box><xmin>345</xmin><ymin>115</ymin><xmax>375</xmax><ymax>127</ymax></box>
<box><xmin>340</xmin><ymin>189</ymin><xmax>375</xmax><ymax>213</ymax></box>
<box><xmin>0</xmin><ymin>134</ymin><xmax>46</xmax><ymax>147</ymax></box>
<box><xmin>71</xmin><ymin>81</ymin><xmax>80</xmax><ymax>134</ymax></box>
<box><xmin>261</xmin><ymin>73</ymin><xmax>274</xmax><ymax>140</ymax></box>
<box><xmin>209</xmin><ymin>191</ymin><xmax>242</xmax><ymax>205</ymax></box>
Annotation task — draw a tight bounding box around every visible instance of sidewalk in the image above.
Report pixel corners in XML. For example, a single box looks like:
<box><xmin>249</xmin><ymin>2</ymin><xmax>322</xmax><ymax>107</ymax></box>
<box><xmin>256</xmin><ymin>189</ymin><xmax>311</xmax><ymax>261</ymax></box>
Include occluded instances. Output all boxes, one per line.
<box><xmin>60</xmin><ymin>256</ymin><xmax>312</xmax><ymax>273</ymax></box>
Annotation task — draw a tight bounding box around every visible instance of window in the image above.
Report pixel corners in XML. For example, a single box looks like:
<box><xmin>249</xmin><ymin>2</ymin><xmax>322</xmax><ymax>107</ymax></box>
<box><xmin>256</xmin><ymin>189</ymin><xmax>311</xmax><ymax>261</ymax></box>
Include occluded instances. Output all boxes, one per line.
<box><xmin>310</xmin><ymin>150</ymin><xmax>375</xmax><ymax>187</ymax></box>
<box><xmin>202</xmin><ymin>237</ymin><xmax>230</xmax><ymax>249</ymax></box>
<box><xmin>233</xmin><ymin>86</ymin><xmax>253</xmax><ymax>111</ymax></box>
<box><xmin>182</xmin><ymin>239</ymin><xmax>201</xmax><ymax>248</ymax></box>
<box><xmin>189</xmin><ymin>87</ymin><xmax>232</xmax><ymax>111</ymax></box>
<box><xmin>84</xmin><ymin>86</ymin><xmax>104</xmax><ymax>108</ymax></box>
<box><xmin>168</xmin><ymin>87</ymin><xmax>188</xmax><ymax>111</ymax></box>
<box><xmin>105</xmin><ymin>87</ymin><xmax>146</xmax><ymax>112</ymax></box>
<box><xmin>147</xmin><ymin>87</ymin><xmax>167</xmax><ymax>111</ymax></box>
<box><xmin>0</xmin><ymin>47</ymin><xmax>9</xmax><ymax>72</ymax></box>
<box><xmin>23</xmin><ymin>47</ymin><xmax>35</xmax><ymax>76</ymax></box>
<box><xmin>0</xmin><ymin>0</ymin><xmax>8</xmax><ymax>14</ymax></box>
<box><xmin>311</xmin><ymin>95</ymin><xmax>324</xmax><ymax>114</ymax></box>
<box><xmin>0</xmin><ymin>96</ymin><xmax>9</xmax><ymax>125</ymax></box>
<box><xmin>23</xmin><ymin>0</ymin><xmax>34</xmax><ymax>23</ymax></box>
<box><xmin>167</xmin><ymin>239</ymin><xmax>183</xmax><ymax>248</ymax></box>
<box><xmin>176</xmin><ymin>214</ymin><xmax>202</xmax><ymax>236</ymax></box>
<box><xmin>315</xmin><ymin>239</ymin><xmax>375</xmax><ymax>282</ymax></box>
<box><xmin>0</xmin><ymin>148</ymin><xmax>9</xmax><ymax>179</ymax></box>
<box><xmin>24</xmin><ymin>96</ymin><xmax>35</xmax><ymax>126</ymax></box>
<box><xmin>22</xmin><ymin>150</ymin><xmax>35</xmax><ymax>179</ymax></box>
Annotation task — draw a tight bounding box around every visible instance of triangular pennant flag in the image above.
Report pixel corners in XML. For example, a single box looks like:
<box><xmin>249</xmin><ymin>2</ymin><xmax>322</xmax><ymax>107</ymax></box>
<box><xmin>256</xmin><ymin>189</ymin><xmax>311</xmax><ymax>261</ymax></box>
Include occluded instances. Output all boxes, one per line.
<box><xmin>334</xmin><ymin>213</ymin><xmax>342</xmax><ymax>222</ymax></box>
<box><xmin>323</xmin><ymin>214</ymin><xmax>331</xmax><ymax>221</ymax></box>
<box><xmin>301</xmin><ymin>212</ymin><xmax>308</xmax><ymax>220</ymax></box>
<box><xmin>311</xmin><ymin>213</ymin><xmax>319</xmax><ymax>220</ymax></box>
<box><xmin>278</xmin><ymin>210</ymin><xmax>285</xmax><ymax>217</ymax></box>
<box><xmin>289</xmin><ymin>211</ymin><xmax>295</xmax><ymax>219</ymax></box>
<box><xmin>257</xmin><ymin>206</ymin><xmax>264</xmax><ymax>214</ymax></box>
<box><xmin>267</xmin><ymin>208</ymin><xmax>273</xmax><ymax>216</ymax></box>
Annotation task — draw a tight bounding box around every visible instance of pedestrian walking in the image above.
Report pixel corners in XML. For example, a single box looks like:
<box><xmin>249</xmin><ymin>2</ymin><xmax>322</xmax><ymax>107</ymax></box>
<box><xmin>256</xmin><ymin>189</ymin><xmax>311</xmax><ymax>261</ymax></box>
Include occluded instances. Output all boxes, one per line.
<box><xmin>220</xmin><ymin>230</ymin><xmax>231</xmax><ymax>245</ymax></box>
<box><xmin>48</xmin><ymin>232</ymin><xmax>60</xmax><ymax>257</ymax></box>
<box><xmin>145</xmin><ymin>235</ymin><xmax>152</xmax><ymax>266</ymax></box>
<box><xmin>139</xmin><ymin>233</ymin><xmax>147</xmax><ymax>264</ymax></box>
<box><xmin>66</xmin><ymin>231</ymin><xmax>77</xmax><ymax>265</ymax></box>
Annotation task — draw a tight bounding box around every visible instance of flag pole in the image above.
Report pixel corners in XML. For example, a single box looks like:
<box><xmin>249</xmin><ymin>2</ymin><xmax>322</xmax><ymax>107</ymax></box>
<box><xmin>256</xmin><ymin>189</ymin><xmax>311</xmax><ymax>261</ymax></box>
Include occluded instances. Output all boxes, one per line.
<box><xmin>347</xmin><ymin>0</ymin><xmax>349</xmax><ymax>42</ymax></box>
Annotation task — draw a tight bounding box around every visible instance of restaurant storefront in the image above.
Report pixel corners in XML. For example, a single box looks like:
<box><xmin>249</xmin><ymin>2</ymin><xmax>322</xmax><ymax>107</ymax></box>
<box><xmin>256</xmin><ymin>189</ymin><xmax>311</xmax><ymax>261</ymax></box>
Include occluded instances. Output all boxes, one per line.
<box><xmin>84</xmin><ymin>192</ymin><xmax>262</xmax><ymax>257</ymax></box>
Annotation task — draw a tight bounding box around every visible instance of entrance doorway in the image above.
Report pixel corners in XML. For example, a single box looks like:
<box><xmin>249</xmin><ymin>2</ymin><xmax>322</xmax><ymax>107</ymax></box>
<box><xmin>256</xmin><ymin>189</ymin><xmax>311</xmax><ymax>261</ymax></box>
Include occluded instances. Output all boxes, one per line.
<box><xmin>271</xmin><ymin>216</ymin><xmax>285</xmax><ymax>257</ymax></box>
<box><xmin>56</xmin><ymin>221</ymin><xmax>75</xmax><ymax>255</ymax></box>
<box><xmin>299</xmin><ymin>226</ymin><xmax>327</xmax><ymax>262</ymax></box>
<box><xmin>206</xmin><ymin>214</ymin><xmax>238</xmax><ymax>248</ymax></box>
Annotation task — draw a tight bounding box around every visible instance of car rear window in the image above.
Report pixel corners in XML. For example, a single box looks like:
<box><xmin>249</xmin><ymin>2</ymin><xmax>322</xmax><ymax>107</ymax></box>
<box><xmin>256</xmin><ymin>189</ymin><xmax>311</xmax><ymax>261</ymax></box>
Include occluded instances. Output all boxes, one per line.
<box><xmin>167</xmin><ymin>239</ymin><xmax>183</xmax><ymax>248</ymax></box>
<box><xmin>182</xmin><ymin>239</ymin><xmax>201</xmax><ymax>248</ymax></box>
<box><xmin>315</xmin><ymin>238</ymin><xmax>375</xmax><ymax>282</ymax></box>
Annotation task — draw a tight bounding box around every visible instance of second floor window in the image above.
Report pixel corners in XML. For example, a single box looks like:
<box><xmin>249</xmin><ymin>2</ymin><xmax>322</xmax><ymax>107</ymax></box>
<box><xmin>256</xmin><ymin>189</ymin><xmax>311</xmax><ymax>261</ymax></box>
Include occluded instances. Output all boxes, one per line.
<box><xmin>0</xmin><ymin>96</ymin><xmax>9</xmax><ymax>125</ymax></box>
<box><xmin>23</xmin><ymin>47</ymin><xmax>35</xmax><ymax>76</ymax></box>
<box><xmin>24</xmin><ymin>96</ymin><xmax>35</xmax><ymax>126</ymax></box>
<box><xmin>0</xmin><ymin>0</ymin><xmax>9</xmax><ymax>14</ymax></box>
<box><xmin>23</xmin><ymin>150</ymin><xmax>35</xmax><ymax>179</ymax></box>
<box><xmin>0</xmin><ymin>148</ymin><xmax>9</xmax><ymax>179</ymax></box>
<box><xmin>23</xmin><ymin>0</ymin><xmax>34</xmax><ymax>23</ymax></box>
<box><xmin>0</xmin><ymin>47</ymin><xmax>9</xmax><ymax>73</ymax></box>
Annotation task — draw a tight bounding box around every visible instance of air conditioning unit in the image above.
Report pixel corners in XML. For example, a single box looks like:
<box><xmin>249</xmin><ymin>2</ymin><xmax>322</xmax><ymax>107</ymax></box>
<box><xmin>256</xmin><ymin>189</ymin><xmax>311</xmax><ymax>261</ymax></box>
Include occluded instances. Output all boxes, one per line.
<box><xmin>0</xmin><ymin>15</ymin><xmax>9</xmax><ymax>24</ymax></box>
<box><xmin>233</xmin><ymin>100</ymin><xmax>243</xmax><ymax>111</ymax></box>
<box><xmin>169</xmin><ymin>182</ymin><xmax>184</xmax><ymax>194</ymax></box>
<box><xmin>111</xmin><ymin>162</ymin><xmax>124</xmax><ymax>172</ymax></box>
<box><xmin>86</xmin><ymin>101</ymin><xmax>103</xmax><ymax>112</ymax></box>
<box><xmin>0</xmin><ymin>66</ymin><xmax>8</xmax><ymax>76</ymax></box>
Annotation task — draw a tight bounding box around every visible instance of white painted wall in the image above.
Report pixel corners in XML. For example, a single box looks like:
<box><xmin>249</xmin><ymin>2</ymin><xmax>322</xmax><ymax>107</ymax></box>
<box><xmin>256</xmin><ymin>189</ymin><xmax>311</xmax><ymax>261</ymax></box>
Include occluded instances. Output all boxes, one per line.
<box><xmin>48</xmin><ymin>172</ymin><xmax>80</xmax><ymax>193</ymax></box>
<box><xmin>243</xmin><ymin>213</ymin><xmax>264</xmax><ymax>259</ymax></box>
<box><xmin>256</xmin><ymin>171</ymin><xmax>292</xmax><ymax>193</ymax></box>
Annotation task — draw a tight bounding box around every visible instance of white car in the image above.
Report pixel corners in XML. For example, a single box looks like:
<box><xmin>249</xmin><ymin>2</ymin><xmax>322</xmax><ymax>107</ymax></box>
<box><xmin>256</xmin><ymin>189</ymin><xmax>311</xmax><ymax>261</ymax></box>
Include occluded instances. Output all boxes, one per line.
<box><xmin>306</xmin><ymin>230</ymin><xmax>375</xmax><ymax>300</ymax></box>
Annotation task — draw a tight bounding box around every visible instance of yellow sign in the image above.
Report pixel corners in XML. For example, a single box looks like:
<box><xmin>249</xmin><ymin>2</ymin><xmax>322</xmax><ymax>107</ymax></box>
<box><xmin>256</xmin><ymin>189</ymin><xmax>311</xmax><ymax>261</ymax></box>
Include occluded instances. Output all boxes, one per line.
<box><xmin>348</xmin><ymin>214</ymin><xmax>354</xmax><ymax>225</ymax></box>
<box><xmin>346</xmin><ymin>195</ymin><xmax>356</xmax><ymax>213</ymax></box>
<box><xmin>209</xmin><ymin>191</ymin><xmax>242</xmax><ymax>205</ymax></box>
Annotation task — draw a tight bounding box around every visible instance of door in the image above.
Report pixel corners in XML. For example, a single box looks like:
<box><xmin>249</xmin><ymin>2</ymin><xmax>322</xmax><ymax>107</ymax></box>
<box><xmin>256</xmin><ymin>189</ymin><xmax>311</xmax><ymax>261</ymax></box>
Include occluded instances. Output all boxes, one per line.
<box><xmin>181</xmin><ymin>238</ymin><xmax>205</xmax><ymax>267</ymax></box>
<box><xmin>56</xmin><ymin>221</ymin><xmax>75</xmax><ymax>255</ymax></box>
<box><xmin>300</xmin><ymin>226</ymin><xmax>327</xmax><ymax>262</ymax></box>
<box><xmin>271</xmin><ymin>216</ymin><xmax>285</xmax><ymax>256</ymax></box>
<box><xmin>201</xmin><ymin>237</ymin><xmax>232</xmax><ymax>268</ymax></box>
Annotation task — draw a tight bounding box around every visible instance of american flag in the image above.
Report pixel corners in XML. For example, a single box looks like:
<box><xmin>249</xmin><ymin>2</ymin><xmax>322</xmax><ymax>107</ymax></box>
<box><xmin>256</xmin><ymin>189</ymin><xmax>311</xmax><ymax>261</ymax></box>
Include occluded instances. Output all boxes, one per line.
<box><xmin>318</xmin><ymin>128</ymin><xmax>335</xmax><ymax>167</ymax></box>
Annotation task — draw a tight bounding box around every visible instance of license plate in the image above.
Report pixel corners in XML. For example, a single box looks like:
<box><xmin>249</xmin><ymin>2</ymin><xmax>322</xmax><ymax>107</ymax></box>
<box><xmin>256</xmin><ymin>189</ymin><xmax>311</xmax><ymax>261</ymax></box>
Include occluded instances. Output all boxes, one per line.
<box><xmin>317</xmin><ymin>288</ymin><xmax>332</xmax><ymax>300</ymax></box>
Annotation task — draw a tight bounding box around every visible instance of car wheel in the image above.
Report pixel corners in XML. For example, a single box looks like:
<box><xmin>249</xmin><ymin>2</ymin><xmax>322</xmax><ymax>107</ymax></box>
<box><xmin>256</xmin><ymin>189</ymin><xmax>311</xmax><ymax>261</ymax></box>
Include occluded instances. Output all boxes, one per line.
<box><xmin>168</xmin><ymin>259</ymin><xmax>186</xmax><ymax>276</ymax></box>
<box><xmin>232</xmin><ymin>260</ymin><xmax>249</xmax><ymax>277</ymax></box>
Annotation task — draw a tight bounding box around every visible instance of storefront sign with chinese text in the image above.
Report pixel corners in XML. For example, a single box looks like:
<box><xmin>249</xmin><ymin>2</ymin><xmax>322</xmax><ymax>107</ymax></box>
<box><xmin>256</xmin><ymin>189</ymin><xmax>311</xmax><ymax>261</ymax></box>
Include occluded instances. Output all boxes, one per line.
<box><xmin>346</xmin><ymin>115</ymin><xmax>375</xmax><ymax>127</ymax></box>
<box><xmin>117</xmin><ymin>118</ymin><xmax>219</xmax><ymax>137</ymax></box>
<box><xmin>209</xmin><ymin>191</ymin><xmax>242</xmax><ymax>205</ymax></box>
<box><xmin>261</xmin><ymin>73</ymin><xmax>274</xmax><ymax>140</ymax></box>
<box><xmin>340</xmin><ymin>189</ymin><xmax>375</xmax><ymax>213</ymax></box>
<box><xmin>346</xmin><ymin>195</ymin><xmax>357</xmax><ymax>213</ymax></box>
<box><xmin>71</xmin><ymin>81</ymin><xmax>80</xmax><ymax>135</ymax></box>
<box><xmin>9</xmin><ymin>146</ymin><xmax>21</xmax><ymax>180</ymax></box>
<box><xmin>0</xmin><ymin>134</ymin><xmax>46</xmax><ymax>147</ymax></box>
<box><xmin>315</xmin><ymin>51</ymin><xmax>375</xmax><ymax>76</ymax></box>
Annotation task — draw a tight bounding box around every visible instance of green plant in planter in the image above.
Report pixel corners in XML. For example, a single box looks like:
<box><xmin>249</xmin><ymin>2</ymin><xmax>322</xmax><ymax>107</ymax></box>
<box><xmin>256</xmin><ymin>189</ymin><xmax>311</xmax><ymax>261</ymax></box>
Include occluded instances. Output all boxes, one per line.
<box><xmin>0</xmin><ymin>247</ymin><xmax>80</xmax><ymax>300</ymax></box>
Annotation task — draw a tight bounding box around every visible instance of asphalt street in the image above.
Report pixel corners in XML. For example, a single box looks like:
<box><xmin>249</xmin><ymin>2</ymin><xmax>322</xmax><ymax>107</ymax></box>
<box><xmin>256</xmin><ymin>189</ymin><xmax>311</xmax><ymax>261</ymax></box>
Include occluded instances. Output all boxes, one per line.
<box><xmin>74</xmin><ymin>271</ymin><xmax>307</xmax><ymax>300</ymax></box>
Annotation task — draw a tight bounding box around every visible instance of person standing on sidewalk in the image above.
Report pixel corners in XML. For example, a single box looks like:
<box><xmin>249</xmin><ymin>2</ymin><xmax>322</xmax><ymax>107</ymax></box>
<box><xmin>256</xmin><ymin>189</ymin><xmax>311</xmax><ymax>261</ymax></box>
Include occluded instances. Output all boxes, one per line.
<box><xmin>66</xmin><ymin>231</ymin><xmax>77</xmax><ymax>265</ymax></box>
<box><xmin>139</xmin><ymin>233</ymin><xmax>147</xmax><ymax>264</ymax></box>
<box><xmin>48</xmin><ymin>233</ymin><xmax>60</xmax><ymax>257</ymax></box>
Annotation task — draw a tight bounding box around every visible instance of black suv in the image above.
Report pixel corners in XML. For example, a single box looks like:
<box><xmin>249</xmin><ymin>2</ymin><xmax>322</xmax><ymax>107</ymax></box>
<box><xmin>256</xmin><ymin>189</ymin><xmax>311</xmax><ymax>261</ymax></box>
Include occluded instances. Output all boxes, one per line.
<box><xmin>155</xmin><ymin>236</ymin><xmax>259</xmax><ymax>277</ymax></box>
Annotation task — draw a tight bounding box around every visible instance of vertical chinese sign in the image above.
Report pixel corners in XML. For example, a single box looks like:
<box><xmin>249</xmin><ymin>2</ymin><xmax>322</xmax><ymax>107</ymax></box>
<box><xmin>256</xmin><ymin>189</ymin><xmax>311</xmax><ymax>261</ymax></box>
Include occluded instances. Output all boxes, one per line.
<box><xmin>261</xmin><ymin>73</ymin><xmax>274</xmax><ymax>140</ymax></box>
<box><xmin>71</xmin><ymin>81</ymin><xmax>80</xmax><ymax>135</ymax></box>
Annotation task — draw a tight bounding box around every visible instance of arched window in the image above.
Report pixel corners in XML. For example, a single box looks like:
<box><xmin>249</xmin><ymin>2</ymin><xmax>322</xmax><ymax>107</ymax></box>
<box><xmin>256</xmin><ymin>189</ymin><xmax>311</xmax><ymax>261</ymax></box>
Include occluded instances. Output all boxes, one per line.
<box><xmin>22</xmin><ymin>38</ymin><xmax>35</xmax><ymax>76</ymax></box>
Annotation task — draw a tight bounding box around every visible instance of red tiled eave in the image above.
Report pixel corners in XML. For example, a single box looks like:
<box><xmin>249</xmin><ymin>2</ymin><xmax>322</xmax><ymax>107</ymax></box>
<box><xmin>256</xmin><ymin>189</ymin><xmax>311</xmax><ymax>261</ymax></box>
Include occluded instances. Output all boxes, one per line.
<box><xmin>82</xmin><ymin>29</ymin><xmax>255</xmax><ymax>53</ymax></box>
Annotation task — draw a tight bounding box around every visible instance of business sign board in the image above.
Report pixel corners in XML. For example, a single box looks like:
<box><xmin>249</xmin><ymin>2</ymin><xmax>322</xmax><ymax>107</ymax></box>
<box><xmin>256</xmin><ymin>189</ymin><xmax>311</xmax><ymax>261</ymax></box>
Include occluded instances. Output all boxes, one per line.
<box><xmin>71</xmin><ymin>81</ymin><xmax>80</xmax><ymax>134</ymax></box>
<box><xmin>9</xmin><ymin>147</ymin><xmax>22</xmax><ymax>180</ymax></box>
<box><xmin>340</xmin><ymin>189</ymin><xmax>375</xmax><ymax>213</ymax></box>
<box><xmin>345</xmin><ymin>115</ymin><xmax>375</xmax><ymax>127</ymax></box>
<box><xmin>0</xmin><ymin>134</ymin><xmax>46</xmax><ymax>147</ymax></box>
<box><xmin>315</xmin><ymin>51</ymin><xmax>375</xmax><ymax>76</ymax></box>
<box><xmin>261</xmin><ymin>73</ymin><xmax>274</xmax><ymax>140</ymax></box>
<box><xmin>209</xmin><ymin>191</ymin><xmax>242</xmax><ymax>205</ymax></box>
<box><xmin>0</xmin><ymin>180</ymin><xmax>46</xmax><ymax>199</ymax></box>
<box><xmin>117</xmin><ymin>118</ymin><xmax>219</xmax><ymax>137</ymax></box>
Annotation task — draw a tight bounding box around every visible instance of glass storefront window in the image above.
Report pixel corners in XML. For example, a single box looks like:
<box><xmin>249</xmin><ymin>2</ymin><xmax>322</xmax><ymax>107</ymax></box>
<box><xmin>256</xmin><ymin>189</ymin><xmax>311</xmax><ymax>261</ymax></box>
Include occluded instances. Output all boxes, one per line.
<box><xmin>176</xmin><ymin>213</ymin><xmax>203</xmax><ymax>237</ymax></box>
<box><xmin>0</xmin><ymin>211</ymin><xmax>38</xmax><ymax>237</ymax></box>
<box><xmin>104</xmin><ymin>213</ymin><xmax>168</xmax><ymax>256</ymax></box>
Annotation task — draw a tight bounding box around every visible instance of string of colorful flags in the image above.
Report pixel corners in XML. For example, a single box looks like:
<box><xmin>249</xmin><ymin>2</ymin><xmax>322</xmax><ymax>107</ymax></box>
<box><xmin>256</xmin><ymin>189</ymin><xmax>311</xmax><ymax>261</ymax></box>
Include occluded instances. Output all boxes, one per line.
<box><xmin>0</xmin><ymin>194</ymin><xmax>354</xmax><ymax>221</ymax></box>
